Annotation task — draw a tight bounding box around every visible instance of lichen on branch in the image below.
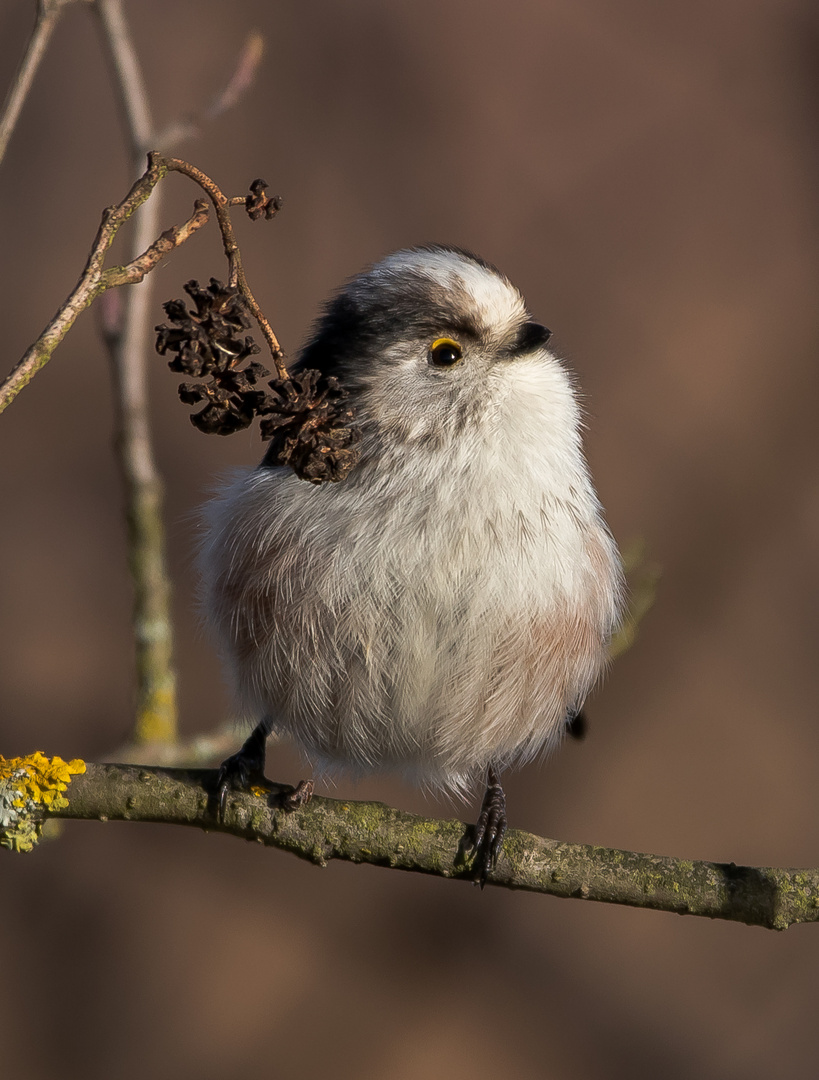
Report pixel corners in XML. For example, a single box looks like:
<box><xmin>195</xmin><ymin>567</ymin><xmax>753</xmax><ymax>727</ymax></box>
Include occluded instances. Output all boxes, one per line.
<box><xmin>0</xmin><ymin>752</ymin><xmax>86</xmax><ymax>853</ymax></box>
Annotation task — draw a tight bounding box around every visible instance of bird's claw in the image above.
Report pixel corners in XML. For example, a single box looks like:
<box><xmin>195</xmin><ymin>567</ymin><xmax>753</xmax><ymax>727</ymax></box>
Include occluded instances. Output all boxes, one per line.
<box><xmin>471</xmin><ymin>771</ymin><xmax>508</xmax><ymax>887</ymax></box>
<box><xmin>215</xmin><ymin>734</ymin><xmax>314</xmax><ymax>820</ymax></box>
<box><xmin>215</xmin><ymin>735</ymin><xmax>267</xmax><ymax>821</ymax></box>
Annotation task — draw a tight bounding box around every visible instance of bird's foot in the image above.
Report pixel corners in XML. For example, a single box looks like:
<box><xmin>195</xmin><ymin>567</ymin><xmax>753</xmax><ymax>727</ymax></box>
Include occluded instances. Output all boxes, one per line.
<box><xmin>216</xmin><ymin>724</ymin><xmax>315</xmax><ymax>820</ymax></box>
<box><xmin>215</xmin><ymin>723</ymin><xmax>268</xmax><ymax>821</ymax></box>
<box><xmin>471</xmin><ymin>767</ymin><xmax>507</xmax><ymax>887</ymax></box>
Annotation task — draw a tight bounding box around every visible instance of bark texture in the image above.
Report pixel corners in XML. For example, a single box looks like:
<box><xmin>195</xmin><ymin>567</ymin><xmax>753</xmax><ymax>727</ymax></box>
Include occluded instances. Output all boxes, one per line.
<box><xmin>41</xmin><ymin>762</ymin><xmax>819</xmax><ymax>931</ymax></box>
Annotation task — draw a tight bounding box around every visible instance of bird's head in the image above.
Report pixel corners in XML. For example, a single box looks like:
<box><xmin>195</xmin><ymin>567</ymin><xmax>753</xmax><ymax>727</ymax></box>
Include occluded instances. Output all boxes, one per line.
<box><xmin>296</xmin><ymin>246</ymin><xmax>570</xmax><ymax>456</ymax></box>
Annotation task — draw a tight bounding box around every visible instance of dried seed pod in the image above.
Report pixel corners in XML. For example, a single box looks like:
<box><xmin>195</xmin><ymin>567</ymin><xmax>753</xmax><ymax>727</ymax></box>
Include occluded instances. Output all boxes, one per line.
<box><xmin>157</xmin><ymin>281</ymin><xmax>361</xmax><ymax>479</ymax></box>
<box><xmin>259</xmin><ymin>370</ymin><xmax>361</xmax><ymax>483</ymax></box>
<box><xmin>245</xmin><ymin>179</ymin><xmax>282</xmax><ymax>222</ymax></box>
<box><xmin>156</xmin><ymin>279</ymin><xmax>266</xmax><ymax>433</ymax></box>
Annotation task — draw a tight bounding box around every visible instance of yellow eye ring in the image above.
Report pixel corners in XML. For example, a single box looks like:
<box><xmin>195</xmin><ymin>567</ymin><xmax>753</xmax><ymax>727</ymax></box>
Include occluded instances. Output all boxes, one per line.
<box><xmin>428</xmin><ymin>337</ymin><xmax>463</xmax><ymax>368</ymax></box>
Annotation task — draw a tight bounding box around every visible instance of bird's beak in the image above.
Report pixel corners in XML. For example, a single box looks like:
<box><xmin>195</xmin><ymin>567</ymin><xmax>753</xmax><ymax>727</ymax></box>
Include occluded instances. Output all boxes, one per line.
<box><xmin>512</xmin><ymin>321</ymin><xmax>552</xmax><ymax>355</ymax></box>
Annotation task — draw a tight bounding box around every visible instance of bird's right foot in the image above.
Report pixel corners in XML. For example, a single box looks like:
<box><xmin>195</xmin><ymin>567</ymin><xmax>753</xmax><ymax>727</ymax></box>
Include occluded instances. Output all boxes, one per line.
<box><xmin>216</xmin><ymin>723</ymin><xmax>268</xmax><ymax>821</ymax></box>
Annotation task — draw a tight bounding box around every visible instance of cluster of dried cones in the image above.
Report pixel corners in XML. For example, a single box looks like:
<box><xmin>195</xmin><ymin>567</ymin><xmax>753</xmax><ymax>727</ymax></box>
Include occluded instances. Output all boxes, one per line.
<box><xmin>155</xmin><ymin>278</ymin><xmax>361</xmax><ymax>484</ymax></box>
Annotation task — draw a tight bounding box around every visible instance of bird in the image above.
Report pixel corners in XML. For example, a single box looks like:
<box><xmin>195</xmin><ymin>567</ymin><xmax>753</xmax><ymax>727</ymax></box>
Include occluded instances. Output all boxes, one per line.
<box><xmin>200</xmin><ymin>245</ymin><xmax>623</xmax><ymax>882</ymax></box>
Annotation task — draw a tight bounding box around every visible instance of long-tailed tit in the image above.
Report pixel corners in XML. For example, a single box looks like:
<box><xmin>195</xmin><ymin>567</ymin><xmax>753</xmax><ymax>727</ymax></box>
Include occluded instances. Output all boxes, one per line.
<box><xmin>201</xmin><ymin>246</ymin><xmax>623</xmax><ymax>881</ymax></box>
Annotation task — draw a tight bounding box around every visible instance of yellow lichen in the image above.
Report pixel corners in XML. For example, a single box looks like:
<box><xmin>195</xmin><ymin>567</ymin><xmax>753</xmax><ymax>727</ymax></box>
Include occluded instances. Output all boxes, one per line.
<box><xmin>134</xmin><ymin>685</ymin><xmax>177</xmax><ymax>744</ymax></box>
<box><xmin>0</xmin><ymin>752</ymin><xmax>86</xmax><ymax>852</ymax></box>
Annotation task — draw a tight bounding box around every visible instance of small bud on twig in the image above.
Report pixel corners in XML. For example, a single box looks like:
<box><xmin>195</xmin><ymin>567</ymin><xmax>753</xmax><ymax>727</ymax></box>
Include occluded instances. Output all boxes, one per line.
<box><xmin>245</xmin><ymin>179</ymin><xmax>282</xmax><ymax>221</ymax></box>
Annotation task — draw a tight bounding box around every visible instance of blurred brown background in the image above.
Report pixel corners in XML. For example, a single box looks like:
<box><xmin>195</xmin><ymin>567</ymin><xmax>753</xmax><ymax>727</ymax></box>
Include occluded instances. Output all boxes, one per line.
<box><xmin>2</xmin><ymin>1</ymin><xmax>819</xmax><ymax>1077</ymax></box>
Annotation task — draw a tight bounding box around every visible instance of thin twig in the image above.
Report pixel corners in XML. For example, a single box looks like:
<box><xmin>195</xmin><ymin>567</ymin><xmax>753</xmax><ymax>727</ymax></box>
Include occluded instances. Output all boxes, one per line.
<box><xmin>151</xmin><ymin>30</ymin><xmax>265</xmax><ymax>149</ymax></box>
<box><xmin>0</xmin><ymin>0</ymin><xmax>77</xmax><ymax>167</ymax></box>
<box><xmin>0</xmin><ymin>160</ymin><xmax>212</xmax><ymax>413</ymax></box>
<box><xmin>11</xmin><ymin>760</ymin><xmax>818</xmax><ymax>931</ymax></box>
<box><xmin>1</xmin><ymin>161</ymin><xmax>150</xmax><ymax>410</ymax></box>
<box><xmin>103</xmin><ymin>200</ymin><xmax>211</xmax><ymax>286</ymax></box>
<box><xmin>107</xmin><ymin>725</ymin><xmax>244</xmax><ymax>768</ymax></box>
<box><xmin>160</xmin><ymin>155</ymin><xmax>289</xmax><ymax>378</ymax></box>
<box><xmin>92</xmin><ymin>4</ymin><xmax>267</xmax><ymax>745</ymax></box>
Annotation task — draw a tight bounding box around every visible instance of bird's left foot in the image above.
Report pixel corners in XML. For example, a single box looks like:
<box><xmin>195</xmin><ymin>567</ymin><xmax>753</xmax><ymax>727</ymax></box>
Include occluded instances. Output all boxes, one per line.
<box><xmin>471</xmin><ymin>767</ymin><xmax>507</xmax><ymax>887</ymax></box>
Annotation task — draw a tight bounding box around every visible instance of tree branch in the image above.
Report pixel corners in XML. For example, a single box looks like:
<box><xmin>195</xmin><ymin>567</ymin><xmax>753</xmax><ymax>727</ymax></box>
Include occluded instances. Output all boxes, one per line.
<box><xmin>150</xmin><ymin>30</ymin><xmax>265</xmax><ymax>150</ymax></box>
<box><xmin>0</xmin><ymin>0</ymin><xmax>78</xmax><ymax>167</ymax></box>
<box><xmin>3</xmin><ymin>756</ymin><xmax>817</xmax><ymax>931</ymax></box>
<box><xmin>102</xmin><ymin>199</ymin><xmax>211</xmax><ymax>287</ymax></box>
<box><xmin>0</xmin><ymin>157</ymin><xmax>212</xmax><ymax>414</ymax></box>
<box><xmin>90</xmin><ymin>7</ymin><xmax>266</xmax><ymax>748</ymax></box>
<box><xmin>94</xmin><ymin>0</ymin><xmax>152</xmax><ymax>158</ymax></box>
<box><xmin>160</xmin><ymin>156</ymin><xmax>288</xmax><ymax>377</ymax></box>
<box><xmin>94</xmin><ymin>0</ymin><xmax>180</xmax><ymax>747</ymax></box>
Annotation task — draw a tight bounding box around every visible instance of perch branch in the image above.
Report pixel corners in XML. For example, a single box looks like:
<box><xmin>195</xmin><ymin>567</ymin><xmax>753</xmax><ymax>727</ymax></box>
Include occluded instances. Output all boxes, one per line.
<box><xmin>6</xmin><ymin>759</ymin><xmax>817</xmax><ymax>932</ymax></box>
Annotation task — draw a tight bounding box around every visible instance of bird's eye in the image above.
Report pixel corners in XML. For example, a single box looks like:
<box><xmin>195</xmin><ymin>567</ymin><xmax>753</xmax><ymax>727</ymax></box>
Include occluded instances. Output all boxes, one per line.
<box><xmin>428</xmin><ymin>337</ymin><xmax>463</xmax><ymax>368</ymax></box>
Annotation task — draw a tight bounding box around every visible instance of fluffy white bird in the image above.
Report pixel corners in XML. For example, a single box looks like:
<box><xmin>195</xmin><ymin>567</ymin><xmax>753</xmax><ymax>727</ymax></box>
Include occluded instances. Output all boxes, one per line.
<box><xmin>201</xmin><ymin>246</ymin><xmax>623</xmax><ymax>880</ymax></box>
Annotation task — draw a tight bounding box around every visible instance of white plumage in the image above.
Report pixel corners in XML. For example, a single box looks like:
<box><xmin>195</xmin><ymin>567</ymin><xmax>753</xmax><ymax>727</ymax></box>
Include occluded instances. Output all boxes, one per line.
<box><xmin>201</xmin><ymin>247</ymin><xmax>623</xmax><ymax>800</ymax></box>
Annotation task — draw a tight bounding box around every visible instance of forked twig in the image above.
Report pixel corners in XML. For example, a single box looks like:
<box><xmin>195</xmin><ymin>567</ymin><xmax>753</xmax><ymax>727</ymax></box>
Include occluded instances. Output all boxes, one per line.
<box><xmin>0</xmin><ymin>160</ymin><xmax>211</xmax><ymax>414</ymax></box>
<box><xmin>1</xmin><ymin>152</ymin><xmax>289</xmax><ymax>419</ymax></box>
<box><xmin>160</xmin><ymin>156</ymin><xmax>288</xmax><ymax>378</ymax></box>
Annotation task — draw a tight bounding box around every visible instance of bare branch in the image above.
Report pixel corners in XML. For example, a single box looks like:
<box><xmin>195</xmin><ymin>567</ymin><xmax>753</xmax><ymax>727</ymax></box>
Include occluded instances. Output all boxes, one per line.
<box><xmin>93</xmin><ymin>0</ymin><xmax>152</xmax><ymax>157</ymax></box>
<box><xmin>202</xmin><ymin>30</ymin><xmax>265</xmax><ymax>121</ymax></box>
<box><xmin>108</xmin><ymin>722</ymin><xmax>246</xmax><ymax>767</ymax></box>
<box><xmin>90</xmin><ymin>6</ymin><xmax>267</xmax><ymax>747</ymax></box>
<box><xmin>159</xmin><ymin>156</ymin><xmax>288</xmax><ymax>378</ymax></box>
<box><xmin>151</xmin><ymin>30</ymin><xmax>265</xmax><ymax>149</ymax></box>
<box><xmin>0</xmin><ymin>154</ymin><xmax>284</xmax><ymax>418</ymax></box>
<box><xmin>0</xmin><ymin>159</ymin><xmax>218</xmax><ymax>416</ymax></box>
<box><xmin>0</xmin><ymin>159</ymin><xmax>167</xmax><ymax>412</ymax></box>
<box><xmin>0</xmin><ymin>0</ymin><xmax>79</xmax><ymax>167</ymax></box>
<box><xmin>6</xmin><ymin>758</ymin><xmax>818</xmax><ymax>931</ymax></box>
<box><xmin>103</xmin><ymin>199</ymin><xmax>211</xmax><ymax>287</ymax></box>
<box><xmin>92</xmin><ymin>0</ymin><xmax>177</xmax><ymax>746</ymax></box>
